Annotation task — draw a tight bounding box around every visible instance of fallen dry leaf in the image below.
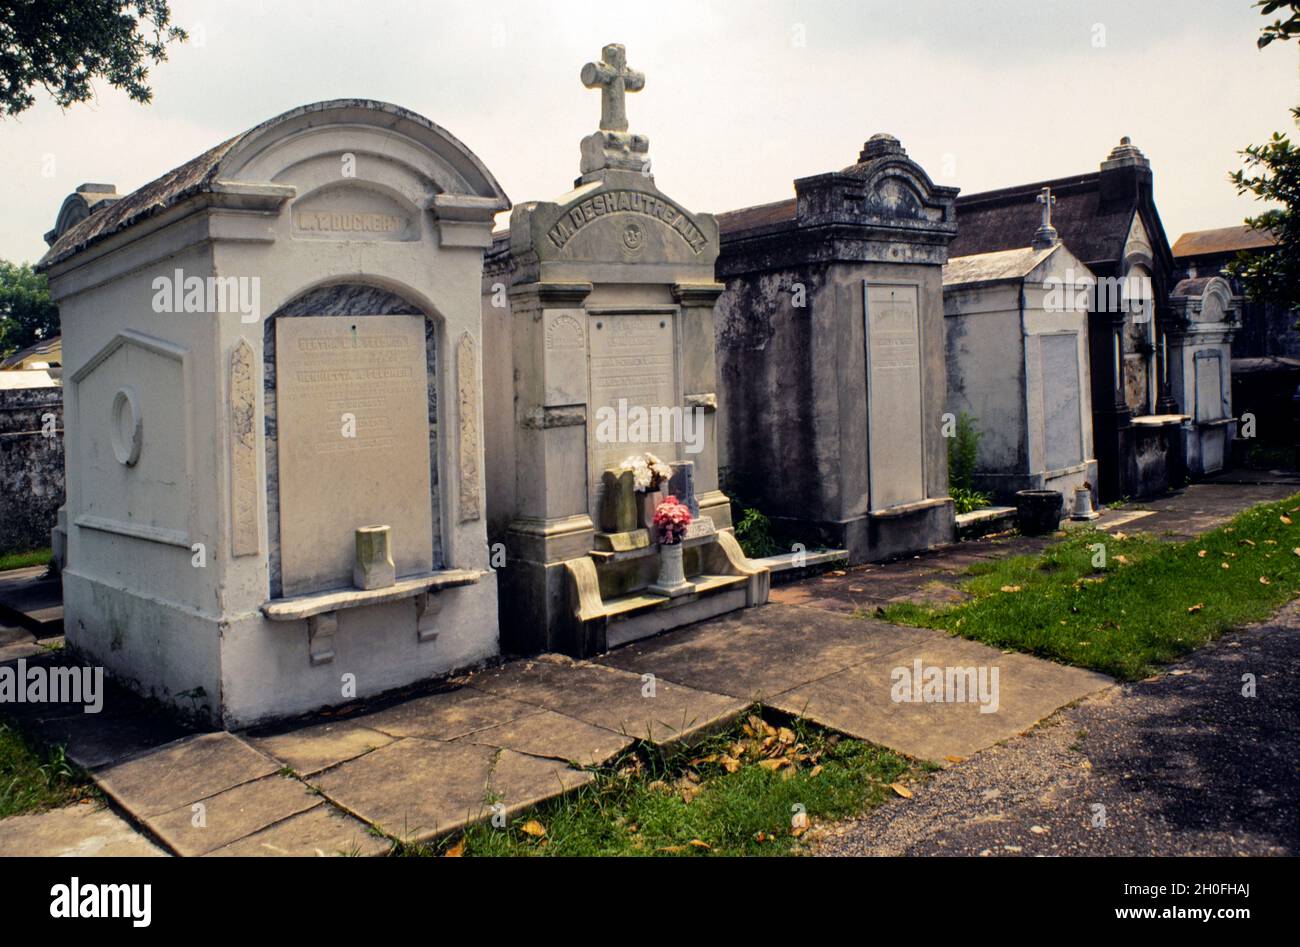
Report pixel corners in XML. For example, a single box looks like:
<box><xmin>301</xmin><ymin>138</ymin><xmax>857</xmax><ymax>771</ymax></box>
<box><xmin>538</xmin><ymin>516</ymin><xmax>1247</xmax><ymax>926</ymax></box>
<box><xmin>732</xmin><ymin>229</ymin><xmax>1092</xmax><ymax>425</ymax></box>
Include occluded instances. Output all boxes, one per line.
<box><xmin>944</xmin><ymin>755</ymin><xmax>965</xmax><ymax>763</ymax></box>
<box><xmin>777</xmin><ymin>727</ymin><xmax>796</xmax><ymax>745</ymax></box>
<box><xmin>1187</xmin><ymin>603</ymin><xmax>1204</xmax><ymax>613</ymax></box>
<box><xmin>444</xmin><ymin>838</ymin><xmax>465</xmax><ymax>857</ymax></box>
<box><xmin>688</xmin><ymin>839</ymin><xmax>711</xmax><ymax>850</ymax></box>
<box><xmin>808</xmin><ymin>765</ymin><xmax>823</xmax><ymax>777</ymax></box>
<box><xmin>758</xmin><ymin>758</ymin><xmax>791</xmax><ymax>772</ymax></box>
<box><xmin>890</xmin><ymin>782</ymin><xmax>913</xmax><ymax>799</ymax></box>
<box><xmin>1260</xmin><ymin>576</ymin><xmax>1271</xmax><ymax>585</ymax></box>
<box><xmin>520</xmin><ymin>820</ymin><xmax>547</xmax><ymax>838</ymax></box>
<box><xmin>1282</xmin><ymin>515</ymin><xmax>1293</xmax><ymax>526</ymax></box>
<box><xmin>1221</xmin><ymin>562</ymin><xmax>1231</xmax><ymax>570</ymax></box>
<box><xmin>1001</xmin><ymin>585</ymin><xmax>1022</xmax><ymax>593</ymax></box>
<box><xmin>1198</xmin><ymin>550</ymin><xmax>1208</xmax><ymax>558</ymax></box>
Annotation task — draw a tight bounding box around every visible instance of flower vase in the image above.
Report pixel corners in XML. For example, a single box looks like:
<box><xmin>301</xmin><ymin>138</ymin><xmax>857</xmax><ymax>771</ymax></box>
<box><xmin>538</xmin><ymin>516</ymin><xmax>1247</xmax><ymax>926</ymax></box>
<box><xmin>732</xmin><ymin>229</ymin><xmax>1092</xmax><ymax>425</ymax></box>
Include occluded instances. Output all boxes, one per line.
<box><xmin>649</xmin><ymin>541</ymin><xmax>694</xmax><ymax>598</ymax></box>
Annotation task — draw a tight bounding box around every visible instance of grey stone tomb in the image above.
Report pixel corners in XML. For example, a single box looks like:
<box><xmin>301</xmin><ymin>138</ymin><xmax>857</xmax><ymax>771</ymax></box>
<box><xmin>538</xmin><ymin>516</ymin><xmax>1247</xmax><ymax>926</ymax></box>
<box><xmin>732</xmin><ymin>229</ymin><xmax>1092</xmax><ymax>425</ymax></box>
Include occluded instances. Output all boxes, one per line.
<box><xmin>482</xmin><ymin>44</ymin><xmax>769</xmax><ymax>658</ymax></box>
<box><xmin>715</xmin><ymin>135</ymin><xmax>959</xmax><ymax>563</ymax></box>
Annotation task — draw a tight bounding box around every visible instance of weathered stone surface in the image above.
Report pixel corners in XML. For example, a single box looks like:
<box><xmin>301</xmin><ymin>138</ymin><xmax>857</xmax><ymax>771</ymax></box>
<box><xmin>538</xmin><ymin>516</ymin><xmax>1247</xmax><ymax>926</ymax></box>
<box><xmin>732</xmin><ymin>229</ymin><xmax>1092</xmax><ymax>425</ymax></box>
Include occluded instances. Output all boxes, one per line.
<box><xmin>96</xmin><ymin>732</ymin><xmax>278</xmax><ymax>817</ymax></box>
<box><xmin>0</xmin><ymin>565</ymin><xmax>62</xmax><ymax>636</ymax></box>
<box><xmin>310</xmin><ymin>738</ymin><xmax>497</xmax><ymax>841</ymax></box>
<box><xmin>487</xmin><ymin>748</ymin><xmax>594</xmax><ymax>816</ymax></box>
<box><xmin>357</xmin><ymin>687</ymin><xmax>542</xmax><ymax>740</ymax></box>
<box><xmin>246</xmin><ymin>720</ymin><xmax>393</xmax><ymax>776</ymax></box>
<box><xmin>145</xmin><ymin>774</ymin><xmax>318</xmax><ymax>856</ymax></box>
<box><xmin>0</xmin><ymin>388</ymin><xmax>64</xmax><ymax>557</ymax></box>
<box><xmin>206</xmin><ymin>803</ymin><xmax>389</xmax><ymax>857</ymax></box>
<box><xmin>769</xmin><ymin>632</ymin><xmax>1112</xmax><ymax>763</ymax></box>
<box><xmin>0</xmin><ymin>801</ymin><xmax>165</xmax><ymax>857</ymax></box>
<box><xmin>457</xmin><ymin>331</ymin><xmax>482</xmax><ymax>522</ymax></box>
<box><xmin>461</xmin><ymin>708</ymin><xmax>632</xmax><ymax>766</ymax></box>
<box><xmin>352</xmin><ymin>524</ymin><xmax>396</xmax><ymax>590</ymax></box>
<box><xmin>598</xmin><ymin>604</ymin><xmax>932</xmax><ymax>701</ymax></box>
<box><xmin>600</xmin><ymin>468</ymin><xmax>637</xmax><ymax>533</ymax></box>
<box><xmin>0</xmin><ymin>624</ymin><xmax>44</xmax><ymax>662</ymax></box>
<box><xmin>46</xmin><ymin>712</ymin><xmax>193</xmax><ymax>772</ymax></box>
<box><xmin>229</xmin><ymin>337</ymin><xmax>259</xmax><ymax>557</ymax></box>
<box><xmin>468</xmin><ymin>654</ymin><xmax>746</xmax><ymax>746</ymax></box>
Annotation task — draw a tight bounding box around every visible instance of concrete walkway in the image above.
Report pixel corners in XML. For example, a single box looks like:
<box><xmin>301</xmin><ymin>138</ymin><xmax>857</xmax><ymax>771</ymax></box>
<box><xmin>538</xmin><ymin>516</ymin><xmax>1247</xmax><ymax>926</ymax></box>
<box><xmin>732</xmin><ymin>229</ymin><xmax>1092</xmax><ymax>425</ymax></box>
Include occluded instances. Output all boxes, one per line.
<box><xmin>0</xmin><ymin>481</ymin><xmax>1293</xmax><ymax>856</ymax></box>
<box><xmin>814</xmin><ymin>599</ymin><xmax>1300</xmax><ymax>856</ymax></box>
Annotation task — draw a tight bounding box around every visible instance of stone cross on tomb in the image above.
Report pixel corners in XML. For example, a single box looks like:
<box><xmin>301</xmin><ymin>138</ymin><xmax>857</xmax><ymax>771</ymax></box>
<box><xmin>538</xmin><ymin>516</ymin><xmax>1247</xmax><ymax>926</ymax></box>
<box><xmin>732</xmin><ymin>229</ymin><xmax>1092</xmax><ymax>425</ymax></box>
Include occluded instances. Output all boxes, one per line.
<box><xmin>1037</xmin><ymin>187</ymin><xmax>1056</xmax><ymax>229</ymax></box>
<box><xmin>1033</xmin><ymin>186</ymin><xmax>1059</xmax><ymax>249</ymax></box>
<box><xmin>581</xmin><ymin>43</ymin><xmax>644</xmax><ymax>132</ymax></box>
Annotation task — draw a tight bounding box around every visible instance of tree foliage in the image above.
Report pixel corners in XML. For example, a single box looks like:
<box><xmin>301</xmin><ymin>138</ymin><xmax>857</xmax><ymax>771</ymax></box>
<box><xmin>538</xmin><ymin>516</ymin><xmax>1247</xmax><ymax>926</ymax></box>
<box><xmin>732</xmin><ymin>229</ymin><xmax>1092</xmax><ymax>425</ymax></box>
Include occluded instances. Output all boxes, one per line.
<box><xmin>0</xmin><ymin>260</ymin><xmax>59</xmax><ymax>357</ymax></box>
<box><xmin>0</xmin><ymin>0</ymin><xmax>186</xmax><ymax>117</ymax></box>
<box><xmin>1226</xmin><ymin>3</ymin><xmax>1300</xmax><ymax>315</ymax></box>
<box><xmin>1227</xmin><ymin>110</ymin><xmax>1300</xmax><ymax>314</ymax></box>
<box><xmin>1254</xmin><ymin>0</ymin><xmax>1300</xmax><ymax>47</ymax></box>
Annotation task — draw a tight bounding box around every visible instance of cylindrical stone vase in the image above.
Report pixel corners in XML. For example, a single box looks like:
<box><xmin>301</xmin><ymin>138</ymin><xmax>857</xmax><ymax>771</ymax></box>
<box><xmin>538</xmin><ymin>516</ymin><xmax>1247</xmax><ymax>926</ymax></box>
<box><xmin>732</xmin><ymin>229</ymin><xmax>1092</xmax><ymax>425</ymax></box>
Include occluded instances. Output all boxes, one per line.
<box><xmin>649</xmin><ymin>540</ymin><xmax>693</xmax><ymax>598</ymax></box>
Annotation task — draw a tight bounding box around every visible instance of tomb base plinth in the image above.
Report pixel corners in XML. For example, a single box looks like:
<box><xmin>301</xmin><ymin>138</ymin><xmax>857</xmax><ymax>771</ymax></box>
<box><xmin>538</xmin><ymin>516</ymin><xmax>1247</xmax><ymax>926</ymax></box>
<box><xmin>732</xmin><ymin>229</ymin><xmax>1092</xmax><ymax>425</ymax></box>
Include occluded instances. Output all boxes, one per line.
<box><xmin>559</xmin><ymin>531</ymin><xmax>769</xmax><ymax>658</ymax></box>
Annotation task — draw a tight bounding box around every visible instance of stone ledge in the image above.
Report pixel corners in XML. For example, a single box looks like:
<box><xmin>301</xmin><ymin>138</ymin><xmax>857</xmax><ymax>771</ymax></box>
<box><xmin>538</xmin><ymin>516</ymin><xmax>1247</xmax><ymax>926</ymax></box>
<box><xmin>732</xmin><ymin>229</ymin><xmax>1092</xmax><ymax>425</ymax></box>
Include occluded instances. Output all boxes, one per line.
<box><xmin>751</xmin><ymin>548</ymin><xmax>849</xmax><ymax>575</ymax></box>
<box><xmin>262</xmin><ymin>569</ymin><xmax>484</xmax><ymax>621</ymax></box>
<box><xmin>954</xmin><ymin>505</ymin><xmax>1016</xmax><ymax>541</ymax></box>
<box><xmin>868</xmin><ymin>497</ymin><xmax>952</xmax><ymax>520</ymax></box>
<box><xmin>1131</xmin><ymin>413</ymin><xmax>1190</xmax><ymax>427</ymax></box>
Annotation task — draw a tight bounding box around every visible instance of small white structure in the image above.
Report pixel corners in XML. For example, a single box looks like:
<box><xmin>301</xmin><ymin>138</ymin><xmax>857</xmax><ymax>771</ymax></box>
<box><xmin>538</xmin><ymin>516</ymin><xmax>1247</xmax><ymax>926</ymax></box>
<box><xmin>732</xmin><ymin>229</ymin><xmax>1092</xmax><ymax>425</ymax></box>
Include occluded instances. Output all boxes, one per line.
<box><xmin>38</xmin><ymin>101</ymin><xmax>509</xmax><ymax>727</ymax></box>
<box><xmin>943</xmin><ymin>211</ymin><xmax>1099</xmax><ymax>504</ymax></box>
<box><xmin>1167</xmin><ymin>276</ymin><xmax>1238</xmax><ymax>476</ymax></box>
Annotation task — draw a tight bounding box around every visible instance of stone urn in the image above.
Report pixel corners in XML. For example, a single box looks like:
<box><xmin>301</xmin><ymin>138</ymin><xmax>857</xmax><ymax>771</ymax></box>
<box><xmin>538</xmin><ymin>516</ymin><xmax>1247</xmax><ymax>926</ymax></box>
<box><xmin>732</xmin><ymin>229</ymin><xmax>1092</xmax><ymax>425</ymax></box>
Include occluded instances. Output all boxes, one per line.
<box><xmin>649</xmin><ymin>540</ymin><xmax>694</xmax><ymax>598</ymax></box>
<box><xmin>1070</xmin><ymin>484</ymin><xmax>1100</xmax><ymax>521</ymax></box>
<box><xmin>1015</xmin><ymin>490</ymin><xmax>1064</xmax><ymax>536</ymax></box>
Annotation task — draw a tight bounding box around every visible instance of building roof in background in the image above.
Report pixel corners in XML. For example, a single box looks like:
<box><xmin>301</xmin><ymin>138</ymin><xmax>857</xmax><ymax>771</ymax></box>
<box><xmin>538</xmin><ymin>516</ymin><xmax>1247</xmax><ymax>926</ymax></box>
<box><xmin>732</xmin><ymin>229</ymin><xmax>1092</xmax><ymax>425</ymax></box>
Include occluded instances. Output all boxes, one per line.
<box><xmin>943</xmin><ymin>245</ymin><xmax>1056</xmax><ymax>286</ymax></box>
<box><xmin>1172</xmin><ymin>225</ymin><xmax>1277</xmax><ymax>258</ymax></box>
<box><xmin>0</xmin><ymin>336</ymin><xmax>61</xmax><ymax>371</ymax></box>
<box><xmin>951</xmin><ymin>172</ymin><xmax>1133</xmax><ymax>264</ymax></box>
<box><xmin>0</xmin><ymin>369</ymin><xmax>59</xmax><ymax>389</ymax></box>
<box><xmin>716</xmin><ymin>197</ymin><xmax>797</xmax><ymax>237</ymax></box>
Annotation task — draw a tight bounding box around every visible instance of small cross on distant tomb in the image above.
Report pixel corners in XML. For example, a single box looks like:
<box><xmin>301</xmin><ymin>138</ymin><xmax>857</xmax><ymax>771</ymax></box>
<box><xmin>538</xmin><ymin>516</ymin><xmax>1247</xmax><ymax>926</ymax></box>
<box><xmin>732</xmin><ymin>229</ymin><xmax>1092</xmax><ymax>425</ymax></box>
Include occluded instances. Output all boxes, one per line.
<box><xmin>1037</xmin><ymin>186</ymin><xmax>1057</xmax><ymax>229</ymax></box>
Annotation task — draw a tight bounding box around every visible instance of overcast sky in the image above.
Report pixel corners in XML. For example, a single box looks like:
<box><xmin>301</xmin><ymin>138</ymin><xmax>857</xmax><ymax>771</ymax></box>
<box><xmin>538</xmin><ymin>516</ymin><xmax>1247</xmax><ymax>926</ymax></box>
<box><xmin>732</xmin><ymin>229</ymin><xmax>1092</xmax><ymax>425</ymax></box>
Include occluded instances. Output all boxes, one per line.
<box><xmin>1</xmin><ymin>0</ymin><xmax>1296</xmax><ymax>263</ymax></box>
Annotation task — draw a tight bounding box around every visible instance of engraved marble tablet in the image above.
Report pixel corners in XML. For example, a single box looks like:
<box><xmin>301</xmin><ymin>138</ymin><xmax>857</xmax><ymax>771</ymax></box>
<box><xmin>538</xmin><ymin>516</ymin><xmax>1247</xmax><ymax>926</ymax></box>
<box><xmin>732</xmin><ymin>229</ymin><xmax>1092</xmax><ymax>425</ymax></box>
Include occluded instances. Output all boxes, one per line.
<box><xmin>864</xmin><ymin>283</ymin><xmax>925</xmax><ymax>510</ymax></box>
<box><xmin>275</xmin><ymin>315</ymin><xmax>433</xmax><ymax>596</ymax></box>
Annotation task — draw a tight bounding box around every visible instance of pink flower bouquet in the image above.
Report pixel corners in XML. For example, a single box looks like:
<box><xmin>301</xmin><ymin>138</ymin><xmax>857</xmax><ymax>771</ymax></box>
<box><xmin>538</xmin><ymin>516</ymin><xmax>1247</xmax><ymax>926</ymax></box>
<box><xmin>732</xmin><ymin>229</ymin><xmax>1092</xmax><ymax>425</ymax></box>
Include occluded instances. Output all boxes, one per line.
<box><xmin>653</xmin><ymin>495</ymin><xmax>693</xmax><ymax>544</ymax></box>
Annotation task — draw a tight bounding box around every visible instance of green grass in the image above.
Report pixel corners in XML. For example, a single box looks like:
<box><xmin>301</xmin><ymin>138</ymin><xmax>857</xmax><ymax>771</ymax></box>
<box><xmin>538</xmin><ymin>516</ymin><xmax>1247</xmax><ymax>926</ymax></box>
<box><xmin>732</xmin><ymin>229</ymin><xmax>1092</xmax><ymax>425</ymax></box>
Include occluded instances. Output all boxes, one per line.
<box><xmin>0</xmin><ymin>720</ymin><xmax>95</xmax><ymax>819</ymax></box>
<box><xmin>882</xmin><ymin>492</ymin><xmax>1300</xmax><ymax>680</ymax></box>
<box><xmin>408</xmin><ymin>712</ymin><xmax>916</xmax><ymax>857</ymax></box>
<box><xmin>0</xmin><ymin>547</ymin><xmax>51</xmax><ymax>573</ymax></box>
